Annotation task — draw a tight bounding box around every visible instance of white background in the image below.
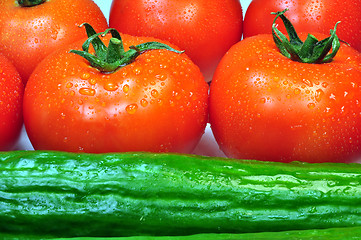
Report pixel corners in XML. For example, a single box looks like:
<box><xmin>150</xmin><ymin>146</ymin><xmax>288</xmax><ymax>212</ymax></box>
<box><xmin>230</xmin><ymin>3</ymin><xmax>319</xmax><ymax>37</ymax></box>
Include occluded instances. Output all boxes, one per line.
<box><xmin>14</xmin><ymin>0</ymin><xmax>253</xmax><ymax>158</ymax></box>
<box><xmin>93</xmin><ymin>0</ymin><xmax>252</xmax><ymax>21</ymax></box>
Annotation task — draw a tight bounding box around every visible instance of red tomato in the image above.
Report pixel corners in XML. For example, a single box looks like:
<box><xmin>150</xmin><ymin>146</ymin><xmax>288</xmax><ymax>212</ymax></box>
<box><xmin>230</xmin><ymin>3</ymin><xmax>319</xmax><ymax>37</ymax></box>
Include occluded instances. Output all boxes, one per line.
<box><xmin>243</xmin><ymin>0</ymin><xmax>361</xmax><ymax>52</ymax></box>
<box><xmin>0</xmin><ymin>53</ymin><xmax>24</xmax><ymax>151</ymax></box>
<box><xmin>109</xmin><ymin>0</ymin><xmax>243</xmax><ymax>82</ymax></box>
<box><xmin>23</xmin><ymin>29</ymin><xmax>209</xmax><ymax>154</ymax></box>
<box><xmin>0</xmin><ymin>0</ymin><xmax>108</xmax><ymax>83</ymax></box>
<box><xmin>209</xmin><ymin>29</ymin><xmax>361</xmax><ymax>163</ymax></box>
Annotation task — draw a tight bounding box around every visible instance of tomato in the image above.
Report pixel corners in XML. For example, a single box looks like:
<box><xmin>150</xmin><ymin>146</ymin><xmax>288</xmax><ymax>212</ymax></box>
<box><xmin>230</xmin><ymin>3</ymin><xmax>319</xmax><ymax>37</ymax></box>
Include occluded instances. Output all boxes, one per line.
<box><xmin>23</xmin><ymin>26</ymin><xmax>209</xmax><ymax>154</ymax></box>
<box><xmin>209</xmin><ymin>12</ymin><xmax>361</xmax><ymax>163</ymax></box>
<box><xmin>0</xmin><ymin>53</ymin><xmax>24</xmax><ymax>151</ymax></box>
<box><xmin>0</xmin><ymin>0</ymin><xmax>108</xmax><ymax>83</ymax></box>
<box><xmin>109</xmin><ymin>0</ymin><xmax>243</xmax><ymax>82</ymax></box>
<box><xmin>243</xmin><ymin>0</ymin><xmax>361</xmax><ymax>52</ymax></box>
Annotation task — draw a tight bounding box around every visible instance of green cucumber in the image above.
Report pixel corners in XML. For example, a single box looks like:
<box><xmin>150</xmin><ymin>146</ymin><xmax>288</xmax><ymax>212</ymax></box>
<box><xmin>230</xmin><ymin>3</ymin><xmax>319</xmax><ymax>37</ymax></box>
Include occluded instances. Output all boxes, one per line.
<box><xmin>1</xmin><ymin>150</ymin><xmax>361</xmax><ymax>238</ymax></box>
<box><xmin>2</xmin><ymin>226</ymin><xmax>361</xmax><ymax>240</ymax></box>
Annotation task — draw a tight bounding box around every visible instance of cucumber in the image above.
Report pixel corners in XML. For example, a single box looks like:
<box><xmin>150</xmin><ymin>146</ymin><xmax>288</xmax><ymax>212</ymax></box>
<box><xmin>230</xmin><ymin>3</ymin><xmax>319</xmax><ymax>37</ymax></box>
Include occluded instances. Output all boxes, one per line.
<box><xmin>1</xmin><ymin>150</ymin><xmax>361</xmax><ymax>238</ymax></box>
<box><xmin>2</xmin><ymin>226</ymin><xmax>361</xmax><ymax>240</ymax></box>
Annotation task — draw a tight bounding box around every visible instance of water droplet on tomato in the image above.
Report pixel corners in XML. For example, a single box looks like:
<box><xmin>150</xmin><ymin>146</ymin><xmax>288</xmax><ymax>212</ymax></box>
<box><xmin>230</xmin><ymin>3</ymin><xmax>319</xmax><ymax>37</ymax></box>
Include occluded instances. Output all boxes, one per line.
<box><xmin>66</xmin><ymin>82</ymin><xmax>73</xmax><ymax>88</ymax></box>
<box><xmin>294</xmin><ymin>88</ymin><xmax>301</xmax><ymax>95</ymax></box>
<box><xmin>133</xmin><ymin>67</ymin><xmax>142</xmax><ymax>75</ymax></box>
<box><xmin>79</xmin><ymin>88</ymin><xmax>96</xmax><ymax>96</ymax></box>
<box><xmin>307</xmin><ymin>102</ymin><xmax>316</xmax><ymax>109</ymax></box>
<box><xmin>172</xmin><ymin>91</ymin><xmax>181</xmax><ymax>100</ymax></box>
<box><xmin>151</xmin><ymin>89</ymin><xmax>159</xmax><ymax>98</ymax></box>
<box><xmin>315</xmin><ymin>89</ymin><xmax>324</xmax><ymax>102</ymax></box>
<box><xmin>81</xmin><ymin>73</ymin><xmax>90</xmax><ymax>80</ymax></box>
<box><xmin>126</xmin><ymin>104</ymin><xmax>138</xmax><ymax>114</ymax></box>
<box><xmin>140</xmin><ymin>99</ymin><xmax>149</xmax><ymax>107</ymax></box>
<box><xmin>89</xmin><ymin>79</ymin><xmax>97</xmax><ymax>85</ymax></box>
<box><xmin>302</xmin><ymin>79</ymin><xmax>313</xmax><ymax>87</ymax></box>
<box><xmin>123</xmin><ymin>84</ymin><xmax>130</xmax><ymax>93</ymax></box>
<box><xmin>104</xmin><ymin>82</ymin><xmax>119</xmax><ymax>91</ymax></box>
<box><xmin>321</xmin><ymin>82</ymin><xmax>329</xmax><ymax>88</ymax></box>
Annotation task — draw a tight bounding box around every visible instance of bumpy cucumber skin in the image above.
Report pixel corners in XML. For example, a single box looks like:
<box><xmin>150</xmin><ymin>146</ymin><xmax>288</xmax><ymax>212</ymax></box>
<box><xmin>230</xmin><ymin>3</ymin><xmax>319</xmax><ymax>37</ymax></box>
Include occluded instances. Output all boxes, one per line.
<box><xmin>1</xmin><ymin>150</ymin><xmax>361</xmax><ymax>237</ymax></box>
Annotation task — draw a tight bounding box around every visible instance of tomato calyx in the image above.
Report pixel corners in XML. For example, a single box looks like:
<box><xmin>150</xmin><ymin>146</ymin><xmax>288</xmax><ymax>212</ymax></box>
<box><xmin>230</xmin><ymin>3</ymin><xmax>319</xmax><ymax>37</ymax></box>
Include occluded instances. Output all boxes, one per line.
<box><xmin>272</xmin><ymin>9</ymin><xmax>341</xmax><ymax>64</ymax></box>
<box><xmin>70</xmin><ymin>23</ymin><xmax>184</xmax><ymax>73</ymax></box>
<box><xmin>17</xmin><ymin>0</ymin><xmax>46</xmax><ymax>7</ymax></box>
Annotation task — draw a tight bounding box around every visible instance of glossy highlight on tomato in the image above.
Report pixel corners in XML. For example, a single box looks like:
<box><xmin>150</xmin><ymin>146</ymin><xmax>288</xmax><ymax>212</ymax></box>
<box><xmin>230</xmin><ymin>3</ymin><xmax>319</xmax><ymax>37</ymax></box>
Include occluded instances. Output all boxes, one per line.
<box><xmin>243</xmin><ymin>0</ymin><xmax>361</xmax><ymax>52</ymax></box>
<box><xmin>0</xmin><ymin>0</ymin><xmax>108</xmax><ymax>83</ymax></box>
<box><xmin>209</xmin><ymin>31</ymin><xmax>361</xmax><ymax>163</ymax></box>
<box><xmin>23</xmin><ymin>32</ymin><xmax>209</xmax><ymax>154</ymax></box>
<box><xmin>0</xmin><ymin>53</ymin><xmax>24</xmax><ymax>151</ymax></box>
<box><xmin>109</xmin><ymin>0</ymin><xmax>243</xmax><ymax>82</ymax></box>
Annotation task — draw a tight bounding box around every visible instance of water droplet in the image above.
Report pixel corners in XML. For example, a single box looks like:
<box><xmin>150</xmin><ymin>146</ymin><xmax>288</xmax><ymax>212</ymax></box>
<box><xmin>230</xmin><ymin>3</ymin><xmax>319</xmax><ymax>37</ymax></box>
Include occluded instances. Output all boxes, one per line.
<box><xmin>294</xmin><ymin>88</ymin><xmax>301</xmax><ymax>95</ymax></box>
<box><xmin>315</xmin><ymin>89</ymin><xmax>324</xmax><ymax>102</ymax></box>
<box><xmin>133</xmin><ymin>67</ymin><xmax>142</xmax><ymax>75</ymax></box>
<box><xmin>66</xmin><ymin>82</ymin><xmax>73</xmax><ymax>88</ymax></box>
<box><xmin>79</xmin><ymin>88</ymin><xmax>96</xmax><ymax>96</ymax></box>
<box><xmin>81</xmin><ymin>73</ymin><xmax>90</xmax><ymax>80</ymax></box>
<box><xmin>140</xmin><ymin>99</ymin><xmax>148</xmax><ymax>107</ymax></box>
<box><xmin>155</xmin><ymin>75</ymin><xmax>167</xmax><ymax>81</ymax></box>
<box><xmin>89</xmin><ymin>79</ymin><xmax>97</xmax><ymax>85</ymax></box>
<box><xmin>308</xmin><ymin>207</ymin><xmax>317</xmax><ymax>213</ymax></box>
<box><xmin>151</xmin><ymin>89</ymin><xmax>159</xmax><ymax>98</ymax></box>
<box><xmin>307</xmin><ymin>102</ymin><xmax>316</xmax><ymax>109</ymax></box>
<box><xmin>123</xmin><ymin>84</ymin><xmax>130</xmax><ymax>93</ymax></box>
<box><xmin>327</xmin><ymin>181</ymin><xmax>337</xmax><ymax>187</ymax></box>
<box><xmin>302</xmin><ymin>79</ymin><xmax>313</xmax><ymax>87</ymax></box>
<box><xmin>104</xmin><ymin>82</ymin><xmax>119</xmax><ymax>91</ymax></box>
<box><xmin>126</xmin><ymin>104</ymin><xmax>138</xmax><ymax>114</ymax></box>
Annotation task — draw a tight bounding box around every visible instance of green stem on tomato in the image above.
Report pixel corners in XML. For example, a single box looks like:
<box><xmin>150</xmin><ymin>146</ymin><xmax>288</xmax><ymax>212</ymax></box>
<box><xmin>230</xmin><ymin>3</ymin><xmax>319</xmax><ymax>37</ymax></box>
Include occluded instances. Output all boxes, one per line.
<box><xmin>17</xmin><ymin>0</ymin><xmax>47</xmax><ymax>7</ymax></box>
<box><xmin>70</xmin><ymin>23</ymin><xmax>184</xmax><ymax>73</ymax></box>
<box><xmin>272</xmin><ymin>9</ymin><xmax>341</xmax><ymax>64</ymax></box>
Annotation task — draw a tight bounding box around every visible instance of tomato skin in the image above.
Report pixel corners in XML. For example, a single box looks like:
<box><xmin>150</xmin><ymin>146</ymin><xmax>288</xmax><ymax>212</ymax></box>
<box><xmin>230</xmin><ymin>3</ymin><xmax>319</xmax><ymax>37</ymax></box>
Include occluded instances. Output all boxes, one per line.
<box><xmin>243</xmin><ymin>0</ymin><xmax>361</xmax><ymax>52</ymax></box>
<box><xmin>109</xmin><ymin>0</ymin><xmax>243</xmax><ymax>82</ymax></box>
<box><xmin>0</xmin><ymin>53</ymin><xmax>24</xmax><ymax>151</ymax></box>
<box><xmin>23</xmin><ymin>35</ymin><xmax>209</xmax><ymax>154</ymax></box>
<box><xmin>209</xmin><ymin>33</ymin><xmax>361</xmax><ymax>163</ymax></box>
<box><xmin>0</xmin><ymin>0</ymin><xmax>108</xmax><ymax>83</ymax></box>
